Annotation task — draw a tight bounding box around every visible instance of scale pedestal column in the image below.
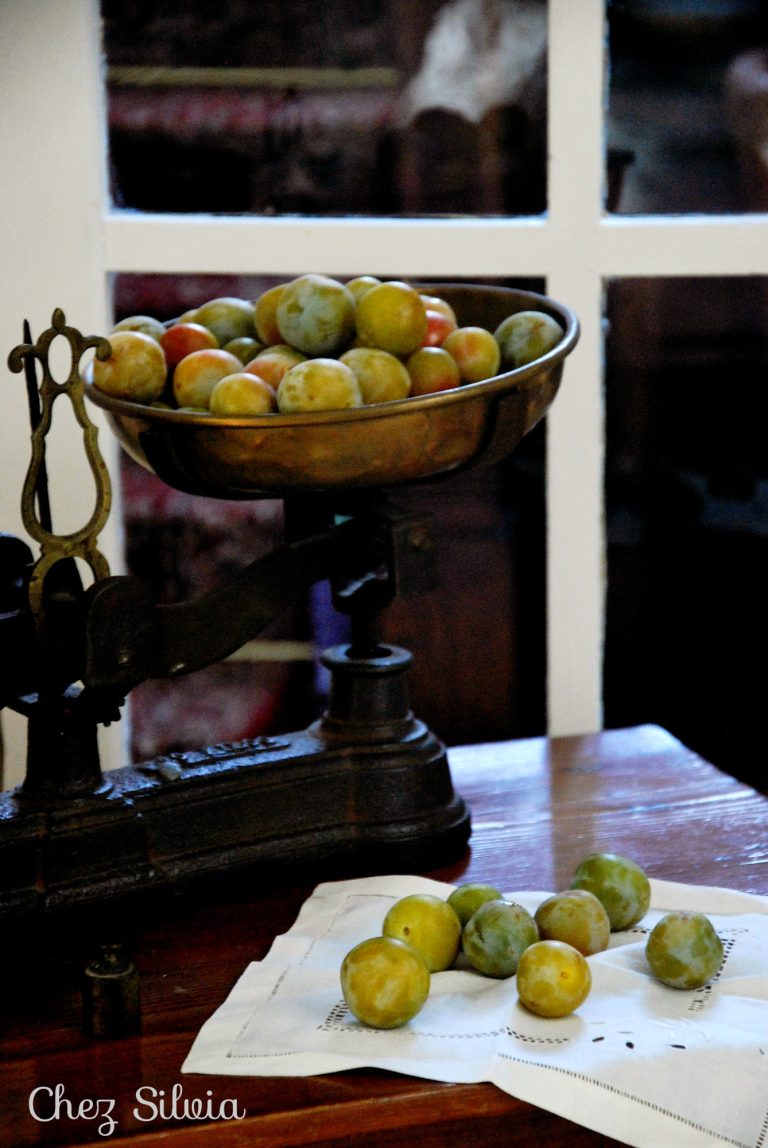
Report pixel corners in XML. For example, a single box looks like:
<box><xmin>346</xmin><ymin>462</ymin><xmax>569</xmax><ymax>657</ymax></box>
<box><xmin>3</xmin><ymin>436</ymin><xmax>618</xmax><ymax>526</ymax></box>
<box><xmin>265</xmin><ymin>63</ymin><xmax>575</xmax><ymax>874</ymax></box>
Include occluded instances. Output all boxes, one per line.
<box><xmin>320</xmin><ymin>643</ymin><xmax>415</xmax><ymax>739</ymax></box>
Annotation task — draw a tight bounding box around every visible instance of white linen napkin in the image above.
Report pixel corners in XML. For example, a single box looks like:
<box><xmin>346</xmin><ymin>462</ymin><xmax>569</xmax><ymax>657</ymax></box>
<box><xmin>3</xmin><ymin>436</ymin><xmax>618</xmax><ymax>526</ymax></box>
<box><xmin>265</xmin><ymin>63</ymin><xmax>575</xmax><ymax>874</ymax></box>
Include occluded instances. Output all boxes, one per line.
<box><xmin>182</xmin><ymin>874</ymin><xmax>768</xmax><ymax>1148</ymax></box>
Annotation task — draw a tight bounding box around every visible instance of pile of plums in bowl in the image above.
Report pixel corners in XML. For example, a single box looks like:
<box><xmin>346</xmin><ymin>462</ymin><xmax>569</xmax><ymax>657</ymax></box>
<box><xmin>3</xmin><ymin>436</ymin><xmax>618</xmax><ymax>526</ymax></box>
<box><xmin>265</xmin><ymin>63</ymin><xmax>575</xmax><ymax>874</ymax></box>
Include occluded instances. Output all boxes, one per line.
<box><xmin>91</xmin><ymin>274</ymin><xmax>566</xmax><ymax>417</ymax></box>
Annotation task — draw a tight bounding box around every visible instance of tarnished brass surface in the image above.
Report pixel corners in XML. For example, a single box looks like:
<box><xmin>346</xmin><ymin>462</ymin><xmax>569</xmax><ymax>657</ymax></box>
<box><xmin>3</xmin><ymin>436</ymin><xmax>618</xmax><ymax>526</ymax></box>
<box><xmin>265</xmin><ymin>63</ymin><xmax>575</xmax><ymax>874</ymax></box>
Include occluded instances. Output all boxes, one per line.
<box><xmin>8</xmin><ymin>309</ymin><xmax>113</xmax><ymax>620</ymax></box>
<box><xmin>84</xmin><ymin>286</ymin><xmax>578</xmax><ymax>499</ymax></box>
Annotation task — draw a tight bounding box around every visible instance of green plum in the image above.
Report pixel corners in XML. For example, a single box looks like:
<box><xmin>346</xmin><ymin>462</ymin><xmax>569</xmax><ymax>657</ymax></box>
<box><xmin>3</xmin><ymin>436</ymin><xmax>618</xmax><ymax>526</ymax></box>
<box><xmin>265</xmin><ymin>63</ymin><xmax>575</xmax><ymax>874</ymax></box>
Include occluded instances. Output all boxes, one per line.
<box><xmin>646</xmin><ymin>911</ymin><xmax>723</xmax><ymax>989</ymax></box>
<box><xmin>406</xmin><ymin>346</ymin><xmax>461</xmax><ymax>396</ymax></box>
<box><xmin>245</xmin><ymin>345</ymin><xmax>306</xmax><ymax>389</ymax></box>
<box><xmin>447</xmin><ymin>882</ymin><xmax>503</xmax><ymax>929</ymax></box>
<box><xmin>276</xmin><ymin>274</ymin><xmax>355</xmax><ymax>356</ymax></box>
<box><xmin>382</xmin><ymin>894</ymin><xmax>461</xmax><ymax>972</ymax></box>
<box><xmin>194</xmin><ymin>296</ymin><xmax>256</xmax><ymax>346</ymax></box>
<box><xmin>209</xmin><ymin>372</ymin><xmax>276</xmax><ymax>416</ymax></box>
<box><xmin>494</xmin><ymin>310</ymin><xmax>562</xmax><ymax>368</ymax></box>
<box><xmin>516</xmin><ymin>940</ymin><xmax>592</xmax><ymax>1018</ymax></box>
<box><xmin>355</xmin><ymin>280</ymin><xmax>427</xmax><ymax>357</ymax></box>
<box><xmin>442</xmin><ymin>326</ymin><xmax>501</xmax><ymax>383</ymax></box>
<box><xmin>570</xmin><ymin>853</ymin><xmax>651</xmax><ymax>931</ymax></box>
<box><xmin>276</xmin><ymin>358</ymin><xmax>362</xmax><ymax>413</ymax></box>
<box><xmin>223</xmin><ymin>336</ymin><xmax>265</xmax><ymax>364</ymax></box>
<box><xmin>462</xmin><ymin>899</ymin><xmax>539</xmax><ymax>978</ymax></box>
<box><xmin>534</xmin><ymin>889</ymin><xmax>611</xmax><ymax>955</ymax></box>
<box><xmin>345</xmin><ymin>275</ymin><xmax>381</xmax><ymax>304</ymax></box>
<box><xmin>91</xmin><ymin>330</ymin><xmax>167</xmax><ymax>403</ymax></box>
<box><xmin>112</xmin><ymin>314</ymin><xmax>166</xmax><ymax>342</ymax></box>
<box><xmin>253</xmin><ymin>283</ymin><xmax>287</xmax><ymax>346</ymax></box>
<box><xmin>339</xmin><ymin>347</ymin><xmax>411</xmax><ymax>404</ymax></box>
<box><xmin>340</xmin><ymin>935</ymin><xmax>430</xmax><ymax>1029</ymax></box>
<box><xmin>172</xmin><ymin>348</ymin><xmax>242</xmax><ymax>409</ymax></box>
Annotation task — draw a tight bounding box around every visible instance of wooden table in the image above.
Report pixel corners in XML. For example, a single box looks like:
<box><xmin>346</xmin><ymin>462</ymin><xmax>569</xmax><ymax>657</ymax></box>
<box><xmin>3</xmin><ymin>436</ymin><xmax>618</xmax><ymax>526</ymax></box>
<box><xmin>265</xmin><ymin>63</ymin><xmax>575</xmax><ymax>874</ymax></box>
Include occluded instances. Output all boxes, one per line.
<box><xmin>2</xmin><ymin>724</ymin><xmax>767</xmax><ymax>1147</ymax></box>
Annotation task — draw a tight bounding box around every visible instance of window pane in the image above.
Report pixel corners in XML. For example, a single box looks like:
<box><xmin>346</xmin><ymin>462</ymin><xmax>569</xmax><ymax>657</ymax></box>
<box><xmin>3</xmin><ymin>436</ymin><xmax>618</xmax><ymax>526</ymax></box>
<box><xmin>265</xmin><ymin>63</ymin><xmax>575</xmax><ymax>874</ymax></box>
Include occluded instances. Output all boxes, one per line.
<box><xmin>607</xmin><ymin>2</ymin><xmax>768</xmax><ymax>214</ymax></box>
<box><xmin>604</xmin><ymin>275</ymin><xmax>768</xmax><ymax>788</ymax></box>
<box><xmin>102</xmin><ymin>1</ymin><xmax>547</xmax><ymax>217</ymax></box>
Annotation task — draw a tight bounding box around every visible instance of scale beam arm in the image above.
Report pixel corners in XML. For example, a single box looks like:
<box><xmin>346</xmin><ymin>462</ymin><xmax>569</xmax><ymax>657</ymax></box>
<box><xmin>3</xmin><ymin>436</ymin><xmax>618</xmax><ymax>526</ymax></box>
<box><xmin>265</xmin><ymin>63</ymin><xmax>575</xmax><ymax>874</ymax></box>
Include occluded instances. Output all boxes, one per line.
<box><xmin>82</xmin><ymin>503</ymin><xmax>437</xmax><ymax>694</ymax></box>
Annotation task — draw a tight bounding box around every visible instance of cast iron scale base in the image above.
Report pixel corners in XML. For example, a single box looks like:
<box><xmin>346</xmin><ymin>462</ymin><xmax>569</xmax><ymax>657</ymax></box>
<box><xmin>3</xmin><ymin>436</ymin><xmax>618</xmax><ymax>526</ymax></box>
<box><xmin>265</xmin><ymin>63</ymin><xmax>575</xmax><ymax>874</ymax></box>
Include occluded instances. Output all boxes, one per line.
<box><xmin>0</xmin><ymin>289</ymin><xmax>577</xmax><ymax>920</ymax></box>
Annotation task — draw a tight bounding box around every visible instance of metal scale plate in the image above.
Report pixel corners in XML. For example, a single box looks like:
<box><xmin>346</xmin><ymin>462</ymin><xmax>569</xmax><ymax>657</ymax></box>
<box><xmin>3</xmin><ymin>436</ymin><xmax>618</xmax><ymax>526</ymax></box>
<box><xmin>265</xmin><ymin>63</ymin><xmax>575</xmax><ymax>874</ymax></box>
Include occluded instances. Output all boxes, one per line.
<box><xmin>84</xmin><ymin>286</ymin><xmax>578</xmax><ymax>497</ymax></box>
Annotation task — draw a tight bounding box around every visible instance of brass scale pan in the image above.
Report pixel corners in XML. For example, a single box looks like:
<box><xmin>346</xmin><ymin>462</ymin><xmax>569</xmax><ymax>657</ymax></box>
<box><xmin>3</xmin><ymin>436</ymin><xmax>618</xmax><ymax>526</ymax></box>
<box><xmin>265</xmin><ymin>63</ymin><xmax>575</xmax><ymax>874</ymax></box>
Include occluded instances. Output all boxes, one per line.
<box><xmin>85</xmin><ymin>285</ymin><xmax>579</xmax><ymax>500</ymax></box>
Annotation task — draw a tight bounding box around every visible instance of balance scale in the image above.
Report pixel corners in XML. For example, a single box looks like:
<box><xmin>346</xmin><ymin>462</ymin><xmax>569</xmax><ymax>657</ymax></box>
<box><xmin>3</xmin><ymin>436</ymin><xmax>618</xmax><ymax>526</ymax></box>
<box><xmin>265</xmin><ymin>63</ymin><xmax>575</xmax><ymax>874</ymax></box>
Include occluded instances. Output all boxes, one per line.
<box><xmin>0</xmin><ymin>286</ymin><xmax>578</xmax><ymax>923</ymax></box>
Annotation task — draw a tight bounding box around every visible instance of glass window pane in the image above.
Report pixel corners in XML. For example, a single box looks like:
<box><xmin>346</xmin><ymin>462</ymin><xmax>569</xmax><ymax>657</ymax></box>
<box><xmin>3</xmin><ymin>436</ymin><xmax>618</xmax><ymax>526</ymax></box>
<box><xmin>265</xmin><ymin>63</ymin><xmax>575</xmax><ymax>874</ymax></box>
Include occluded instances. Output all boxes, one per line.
<box><xmin>607</xmin><ymin>2</ymin><xmax>768</xmax><ymax>214</ymax></box>
<box><xmin>604</xmin><ymin>275</ymin><xmax>768</xmax><ymax>788</ymax></box>
<box><xmin>102</xmin><ymin>1</ymin><xmax>547</xmax><ymax>217</ymax></box>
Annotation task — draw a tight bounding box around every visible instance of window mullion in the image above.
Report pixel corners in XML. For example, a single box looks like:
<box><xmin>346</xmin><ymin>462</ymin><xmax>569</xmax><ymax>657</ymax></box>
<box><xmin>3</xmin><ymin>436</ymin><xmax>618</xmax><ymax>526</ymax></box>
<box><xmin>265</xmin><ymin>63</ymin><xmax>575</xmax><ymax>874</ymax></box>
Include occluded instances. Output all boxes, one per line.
<box><xmin>103</xmin><ymin>212</ymin><xmax>558</xmax><ymax>280</ymax></box>
<box><xmin>545</xmin><ymin>0</ymin><xmax>608</xmax><ymax>734</ymax></box>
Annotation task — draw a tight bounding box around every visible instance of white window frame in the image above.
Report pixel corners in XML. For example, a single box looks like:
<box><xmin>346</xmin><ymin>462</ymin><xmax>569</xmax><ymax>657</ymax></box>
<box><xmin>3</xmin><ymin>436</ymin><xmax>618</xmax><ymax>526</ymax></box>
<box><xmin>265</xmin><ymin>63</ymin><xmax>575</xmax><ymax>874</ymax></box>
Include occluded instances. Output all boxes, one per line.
<box><xmin>2</xmin><ymin>0</ymin><xmax>767</xmax><ymax>785</ymax></box>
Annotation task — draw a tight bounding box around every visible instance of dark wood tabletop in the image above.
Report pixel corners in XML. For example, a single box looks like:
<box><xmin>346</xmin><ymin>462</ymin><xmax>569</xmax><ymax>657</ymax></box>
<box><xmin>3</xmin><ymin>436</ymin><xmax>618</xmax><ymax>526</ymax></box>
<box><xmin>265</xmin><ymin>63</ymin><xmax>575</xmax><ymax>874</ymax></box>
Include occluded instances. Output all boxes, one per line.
<box><xmin>2</xmin><ymin>723</ymin><xmax>766</xmax><ymax>1147</ymax></box>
